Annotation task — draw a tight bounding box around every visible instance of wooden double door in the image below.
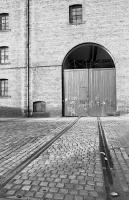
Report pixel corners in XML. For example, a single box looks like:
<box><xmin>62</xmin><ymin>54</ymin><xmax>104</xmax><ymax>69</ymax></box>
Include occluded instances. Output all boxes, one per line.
<box><xmin>64</xmin><ymin>68</ymin><xmax>116</xmax><ymax>116</ymax></box>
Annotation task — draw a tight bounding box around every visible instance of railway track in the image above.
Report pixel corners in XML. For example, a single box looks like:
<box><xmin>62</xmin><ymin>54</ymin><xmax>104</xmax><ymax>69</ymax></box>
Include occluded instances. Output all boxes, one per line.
<box><xmin>0</xmin><ymin>119</ymin><xmax>77</xmax><ymax>178</ymax></box>
<box><xmin>98</xmin><ymin>117</ymin><xmax>126</xmax><ymax>200</ymax></box>
<box><xmin>0</xmin><ymin>117</ymin><xmax>127</xmax><ymax>200</ymax></box>
<box><xmin>0</xmin><ymin>117</ymin><xmax>79</xmax><ymax>189</ymax></box>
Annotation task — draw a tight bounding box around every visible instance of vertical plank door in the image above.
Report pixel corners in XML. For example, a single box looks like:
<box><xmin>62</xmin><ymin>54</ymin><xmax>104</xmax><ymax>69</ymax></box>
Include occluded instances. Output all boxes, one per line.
<box><xmin>89</xmin><ymin>68</ymin><xmax>116</xmax><ymax>116</ymax></box>
<box><xmin>64</xmin><ymin>69</ymin><xmax>88</xmax><ymax>116</ymax></box>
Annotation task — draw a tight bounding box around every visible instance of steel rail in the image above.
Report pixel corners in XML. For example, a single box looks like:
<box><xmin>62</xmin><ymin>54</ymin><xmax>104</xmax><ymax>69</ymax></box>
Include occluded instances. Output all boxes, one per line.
<box><xmin>0</xmin><ymin>118</ymin><xmax>79</xmax><ymax>189</ymax></box>
<box><xmin>0</xmin><ymin>123</ymin><xmax>59</xmax><ymax>160</ymax></box>
<box><xmin>98</xmin><ymin>117</ymin><xmax>113</xmax><ymax>184</ymax></box>
<box><xmin>0</xmin><ymin>137</ymin><xmax>38</xmax><ymax>160</ymax></box>
<box><xmin>98</xmin><ymin>117</ymin><xmax>124</xmax><ymax>200</ymax></box>
<box><xmin>97</xmin><ymin>117</ymin><xmax>114</xmax><ymax>200</ymax></box>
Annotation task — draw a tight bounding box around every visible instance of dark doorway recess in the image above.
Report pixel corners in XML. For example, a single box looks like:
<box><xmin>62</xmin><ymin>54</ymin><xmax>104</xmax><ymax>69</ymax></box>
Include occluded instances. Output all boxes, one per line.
<box><xmin>62</xmin><ymin>43</ymin><xmax>116</xmax><ymax>117</ymax></box>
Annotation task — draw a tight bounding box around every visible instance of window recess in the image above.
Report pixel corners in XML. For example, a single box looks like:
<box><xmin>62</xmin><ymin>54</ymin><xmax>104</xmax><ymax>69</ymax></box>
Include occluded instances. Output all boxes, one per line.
<box><xmin>69</xmin><ymin>4</ymin><xmax>83</xmax><ymax>25</ymax></box>
<box><xmin>0</xmin><ymin>13</ymin><xmax>9</xmax><ymax>30</ymax></box>
<box><xmin>0</xmin><ymin>46</ymin><xmax>9</xmax><ymax>64</ymax></box>
<box><xmin>0</xmin><ymin>79</ymin><xmax>8</xmax><ymax>97</ymax></box>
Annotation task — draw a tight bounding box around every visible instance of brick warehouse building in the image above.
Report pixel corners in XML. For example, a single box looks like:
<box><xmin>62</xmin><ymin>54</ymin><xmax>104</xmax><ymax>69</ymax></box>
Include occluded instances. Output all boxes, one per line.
<box><xmin>0</xmin><ymin>0</ymin><xmax>129</xmax><ymax>117</ymax></box>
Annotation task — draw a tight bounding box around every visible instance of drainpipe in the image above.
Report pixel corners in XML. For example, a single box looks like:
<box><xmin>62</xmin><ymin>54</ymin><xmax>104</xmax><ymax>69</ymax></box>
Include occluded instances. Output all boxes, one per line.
<box><xmin>27</xmin><ymin>0</ymin><xmax>30</xmax><ymax>117</ymax></box>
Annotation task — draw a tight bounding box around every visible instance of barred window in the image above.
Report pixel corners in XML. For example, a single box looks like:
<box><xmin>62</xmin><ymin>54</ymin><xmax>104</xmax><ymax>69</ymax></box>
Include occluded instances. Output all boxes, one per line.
<box><xmin>0</xmin><ymin>47</ymin><xmax>9</xmax><ymax>64</ymax></box>
<box><xmin>0</xmin><ymin>79</ymin><xmax>8</xmax><ymax>96</ymax></box>
<box><xmin>69</xmin><ymin>4</ymin><xmax>82</xmax><ymax>25</ymax></box>
<box><xmin>0</xmin><ymin>13</ymin><xmax>9</xmax><ymax>30</ymax></box>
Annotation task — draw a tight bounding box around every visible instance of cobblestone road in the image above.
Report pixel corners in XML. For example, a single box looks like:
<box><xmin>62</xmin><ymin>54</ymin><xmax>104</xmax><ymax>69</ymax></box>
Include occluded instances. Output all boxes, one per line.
<box><xmin>0</xmin><ymin>118</ymin><xmax>75</xmax><ymax>177</ymax></box>
<box><xmin>101</xmin><ymin>118</ymin><xmax>129</xmax><ymax>199</ymax></box>
<box><xmin>0</xmin><ymin>118</ymin><xmax>105</xmax><ymax>200</ymax></box>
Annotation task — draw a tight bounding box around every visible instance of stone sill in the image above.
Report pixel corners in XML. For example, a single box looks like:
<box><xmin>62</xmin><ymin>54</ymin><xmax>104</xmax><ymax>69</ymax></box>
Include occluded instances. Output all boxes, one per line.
<box><xmin>68</xmin><ymin>21</ymin><xmax>86</xmax><ymax>26</ymax></box>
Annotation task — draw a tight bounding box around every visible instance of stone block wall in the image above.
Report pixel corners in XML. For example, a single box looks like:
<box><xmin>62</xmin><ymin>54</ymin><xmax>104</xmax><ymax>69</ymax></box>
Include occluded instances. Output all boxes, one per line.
<box><xmin>0</xmin><ymin>0</ymin><xmax>129</xmax><ymax>117</ymax></box>
<box><xmin>0</xmin><ymin>68</ymin><xmax>26</xmax><ymax>117</ymax></box>
<box><xmin>30</xmin><ymin>66</ymin><xmax>62</xmax><ymax>117</ymax></box>
<box><xmin>0</xmin><ymin>0</ymin><xmax>27</xmax><ymax>117</ymax></box>
<box><xmin>30</xmin><ymin>0</ymin><xmax>129</xmax><ymax>115</ymax></box>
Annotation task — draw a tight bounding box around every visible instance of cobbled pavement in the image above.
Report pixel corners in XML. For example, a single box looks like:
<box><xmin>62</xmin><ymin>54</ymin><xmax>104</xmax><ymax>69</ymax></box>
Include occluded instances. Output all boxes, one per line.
<box><xmin>101</xmin><ymin>117</ymin><xmax>129</xmax><ymax>199</ymax></box>
<box><xmin>0</xmin><ymin>118</ymin><xmax>75</xmax><ymax>177</ymax></box>
<box><xmin>0</xmin><ymin>118</ymin><xmax>105</xmax><ymax>200</ymax></box>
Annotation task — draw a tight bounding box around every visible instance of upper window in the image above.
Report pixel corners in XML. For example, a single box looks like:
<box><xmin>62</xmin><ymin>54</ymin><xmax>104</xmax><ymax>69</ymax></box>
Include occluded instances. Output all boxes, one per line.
<box><xmin>0</xmin><ymin>13</ymin><xmax>9</xmax><ymax>30</ymax></box>
<box><xmin>0</xmin><ymin>79</ymin><xmax>8</xmax><ymax>96</ymax></box>
<box><xmin>69</xmin><ymin>4</ymin><xmax>82</xmax><ymax>25</ymax></box>
<box><xmin>0</xmin><ymin>46</ymin><xmax>9</xmax><ymax>64</ymax></box>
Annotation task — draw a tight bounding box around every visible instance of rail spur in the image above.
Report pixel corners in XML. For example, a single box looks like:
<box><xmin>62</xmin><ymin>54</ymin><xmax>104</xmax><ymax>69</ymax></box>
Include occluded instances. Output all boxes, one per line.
<box><xmin>0</xmin><ymin>118</ymin><xmax>79</xmax><ymax>191</ymax></box>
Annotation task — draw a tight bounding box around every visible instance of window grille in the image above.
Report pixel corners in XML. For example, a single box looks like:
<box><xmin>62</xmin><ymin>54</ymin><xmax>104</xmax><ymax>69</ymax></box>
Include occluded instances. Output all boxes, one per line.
<box><xmin>0</xmin><ymin>47</ymin><xmax>9</xmax><ymax>64</ymax></box>
<box><xmin>69</xmin><ymin>4</ymin><xmax>82</xmax><ymax>25</ymax></box>
<box><xmin>0</xmin><ymin>13</ymin><xmax>9</xmax><ymax>30</ymax></box>
<box><xmin>0</xmin><ymin>79</ymin><xmax>8</xmax><ymax>96</ymax></box>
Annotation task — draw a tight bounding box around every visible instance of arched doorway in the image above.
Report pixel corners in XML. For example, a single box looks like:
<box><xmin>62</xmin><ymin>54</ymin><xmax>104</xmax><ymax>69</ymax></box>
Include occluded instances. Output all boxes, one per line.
<box><xmin>62</xmin><ymin>43</ymin><xmax>116</xmax><ymax>117</ymax></box>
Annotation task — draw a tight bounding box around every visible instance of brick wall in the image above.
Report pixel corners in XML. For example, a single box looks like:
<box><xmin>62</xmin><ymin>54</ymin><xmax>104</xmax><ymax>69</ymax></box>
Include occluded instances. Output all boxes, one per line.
<box><xmin>0</xmin><ymin>0</ymin><xmax>129</xmax><ymax>117</ymax></box>
<box><xmin>0</xmin><ymin>68</ymin><xmax>26</xmax><ymax>117</ymax></box>
<box><xmin>30</xmin><ymin>0</ymin><xmax>129</xmax><ymax>115</ymax></box>
<box><xmin>0</xmin><ymin>0</ymin><xmax>27</xmax><ymax>117</ymax></box>
<box><xmin>30</xmin><ymin>66</ymin><xmax>62</xmax><ymax>117</ymax></box>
